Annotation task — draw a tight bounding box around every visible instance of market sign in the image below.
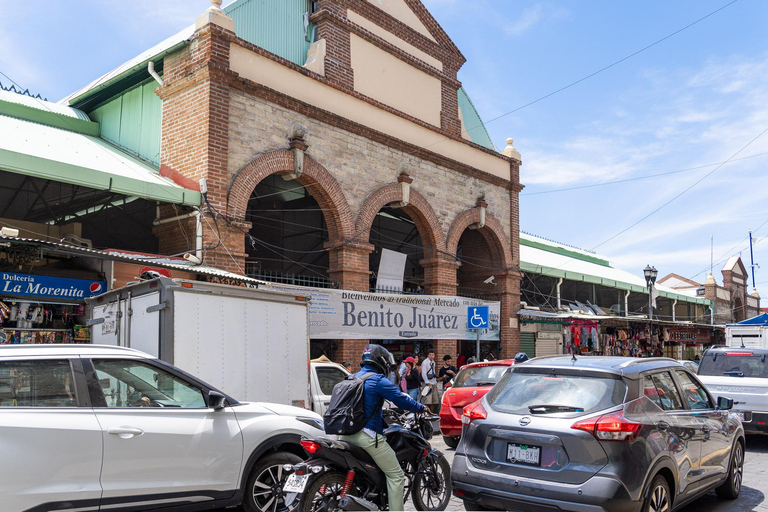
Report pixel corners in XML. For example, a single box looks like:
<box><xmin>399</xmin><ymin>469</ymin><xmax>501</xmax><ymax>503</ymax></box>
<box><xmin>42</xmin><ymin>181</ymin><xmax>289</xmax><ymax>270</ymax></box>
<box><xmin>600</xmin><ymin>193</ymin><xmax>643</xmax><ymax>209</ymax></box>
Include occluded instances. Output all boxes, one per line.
<box><xmin>260</xmin><ymin>283</ymin><xmax>500</xmax><ymax>341</ymax></box>
<box><xmin>670</xmin><ymin>328</ymin><xmax>708</xmax><ymax>343</ymax></box>
<box><xmin>0</xmin><ymin>272</ymin><xmax>107</xmax><ymax>300</ymax></box>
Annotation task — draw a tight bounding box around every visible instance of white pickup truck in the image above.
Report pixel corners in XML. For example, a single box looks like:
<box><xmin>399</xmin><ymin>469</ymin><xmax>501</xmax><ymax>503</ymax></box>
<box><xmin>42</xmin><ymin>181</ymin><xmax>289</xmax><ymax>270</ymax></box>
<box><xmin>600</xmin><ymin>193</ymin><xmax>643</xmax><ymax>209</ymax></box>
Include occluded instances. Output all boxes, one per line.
<box><xmin>698</xmin><ymin>346</ymin><xmax>768</xmax><ymax>434</ymax></box>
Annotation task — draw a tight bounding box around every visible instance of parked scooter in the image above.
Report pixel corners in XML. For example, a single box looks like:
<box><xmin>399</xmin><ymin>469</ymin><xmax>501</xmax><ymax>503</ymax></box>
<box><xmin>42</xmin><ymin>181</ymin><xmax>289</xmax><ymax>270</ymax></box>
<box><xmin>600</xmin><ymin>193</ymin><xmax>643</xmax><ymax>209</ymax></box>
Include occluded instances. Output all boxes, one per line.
<box><xmin>283</xmin><ymin>411</ymin><xmax>451</xmax><ymax>511</ymax></box>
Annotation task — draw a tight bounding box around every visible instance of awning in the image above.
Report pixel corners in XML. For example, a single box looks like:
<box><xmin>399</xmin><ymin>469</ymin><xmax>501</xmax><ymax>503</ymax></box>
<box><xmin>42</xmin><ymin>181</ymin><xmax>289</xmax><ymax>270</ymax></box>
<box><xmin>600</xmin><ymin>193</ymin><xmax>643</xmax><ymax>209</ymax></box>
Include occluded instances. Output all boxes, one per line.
<box><xmin>0</xmin><ymin>113</ymin><xmax>200</xmax><ymax>206</ymax></box>
<box><xmin>728</xmin><ymin>313</ymin><xmax>768</xmax><ymax>327</ymax></box>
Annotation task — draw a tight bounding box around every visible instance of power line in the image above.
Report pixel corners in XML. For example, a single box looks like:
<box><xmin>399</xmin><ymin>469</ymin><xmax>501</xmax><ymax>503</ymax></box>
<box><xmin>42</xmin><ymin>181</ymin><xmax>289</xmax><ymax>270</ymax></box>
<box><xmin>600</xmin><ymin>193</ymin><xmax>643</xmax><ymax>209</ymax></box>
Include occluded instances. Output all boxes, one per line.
<box><xmin>521</xmin><ymin>152</ymin><xmax>768</xmax><ymax>197</ymax></box>
<box><xmin>591</xmin><ymin>126</ymin><xmax>768</xmax><ymax>251</ymax></box>
<box><xmin>688</xmin><ymin>217</ymin><xmax>768</xmax><ymax>280</ymax></box>
<box><xmin>431</xmin><ymin>0</ymin><xmax>739</xmax><ymax>150</ymax></box>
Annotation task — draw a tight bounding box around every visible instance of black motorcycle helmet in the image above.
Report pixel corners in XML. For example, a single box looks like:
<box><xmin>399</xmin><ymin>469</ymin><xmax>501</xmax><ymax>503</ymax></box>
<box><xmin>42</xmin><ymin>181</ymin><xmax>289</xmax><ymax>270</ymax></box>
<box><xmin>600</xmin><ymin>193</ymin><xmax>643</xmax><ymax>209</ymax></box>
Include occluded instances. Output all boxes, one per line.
<box><xmin>360</xmin><ymin>344</ymin><xmax>395</xmax><ymax>375</ymax></box>
<box><xmin>514</xmin><ymin>352</ymin><xmax>530</xmax><ymax>363</ymax></box>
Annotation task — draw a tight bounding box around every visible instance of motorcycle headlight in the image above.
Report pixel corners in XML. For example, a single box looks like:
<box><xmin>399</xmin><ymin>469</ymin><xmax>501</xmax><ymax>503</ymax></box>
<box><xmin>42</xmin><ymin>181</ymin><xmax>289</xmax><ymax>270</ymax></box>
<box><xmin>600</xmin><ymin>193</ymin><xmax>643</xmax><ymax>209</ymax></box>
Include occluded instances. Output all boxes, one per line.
<box><xmin>297</xmin><ymin>417</ymin><xmax>324</xmax><ymax>431</ymax></box>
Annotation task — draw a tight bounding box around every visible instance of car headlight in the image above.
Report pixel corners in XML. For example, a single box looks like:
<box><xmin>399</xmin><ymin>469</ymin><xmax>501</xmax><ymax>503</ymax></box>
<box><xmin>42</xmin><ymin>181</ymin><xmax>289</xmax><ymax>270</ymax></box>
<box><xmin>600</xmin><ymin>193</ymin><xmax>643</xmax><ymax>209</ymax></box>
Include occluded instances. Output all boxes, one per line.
<box><xmin>297</xmin><ymin>417</ymin><xmax>324</xmax><ymax>431</ymax></box>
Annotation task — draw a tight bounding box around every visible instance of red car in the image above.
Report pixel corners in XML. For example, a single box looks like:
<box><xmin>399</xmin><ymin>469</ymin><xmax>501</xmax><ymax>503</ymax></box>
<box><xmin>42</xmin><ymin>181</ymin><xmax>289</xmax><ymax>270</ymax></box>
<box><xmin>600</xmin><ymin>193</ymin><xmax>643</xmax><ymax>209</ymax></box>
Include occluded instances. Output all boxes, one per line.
<box><xmin>439</xmin><ymin>359</ymin><xmax>514</xmax><ymax>448</ymax></box>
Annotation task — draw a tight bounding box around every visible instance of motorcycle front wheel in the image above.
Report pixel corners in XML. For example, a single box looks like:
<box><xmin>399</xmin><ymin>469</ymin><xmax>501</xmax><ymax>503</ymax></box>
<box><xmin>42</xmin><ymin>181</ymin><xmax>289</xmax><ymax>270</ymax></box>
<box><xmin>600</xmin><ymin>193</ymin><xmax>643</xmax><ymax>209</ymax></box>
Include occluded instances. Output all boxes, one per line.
<box><xmin>299</xmin><ymin>471</ymin><xmax>353</xmax><ymax>512</ymax></box>
<box><xmin>412</xmin><ymin>452</ymin><xmax>452</xmax><ymax>511</ymax></box>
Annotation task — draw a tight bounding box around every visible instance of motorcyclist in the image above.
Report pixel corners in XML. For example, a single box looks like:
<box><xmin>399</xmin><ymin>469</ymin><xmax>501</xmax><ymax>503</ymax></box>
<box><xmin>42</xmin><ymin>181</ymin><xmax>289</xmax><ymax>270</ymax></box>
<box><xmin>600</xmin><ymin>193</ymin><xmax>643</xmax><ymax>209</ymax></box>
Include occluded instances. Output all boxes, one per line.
<box><xmin>340</xmin><ymin>344</ymin><xmax>426</xmax><ymax>511</ymax></box>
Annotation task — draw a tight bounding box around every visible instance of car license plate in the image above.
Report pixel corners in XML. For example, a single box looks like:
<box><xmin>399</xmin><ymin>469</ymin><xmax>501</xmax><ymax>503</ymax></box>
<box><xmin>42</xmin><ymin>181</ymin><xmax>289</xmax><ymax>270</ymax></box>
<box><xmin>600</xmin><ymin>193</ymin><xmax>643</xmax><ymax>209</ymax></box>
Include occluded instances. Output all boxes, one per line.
<box><xmin>507</xmin><ymin>443</ymin><xmax>541</xmax><ymax>466</ymax></box>
<box><xmin>283</xmin><ymin>474</ymin><xmax>309</xmax><ymax>493</ymax></box>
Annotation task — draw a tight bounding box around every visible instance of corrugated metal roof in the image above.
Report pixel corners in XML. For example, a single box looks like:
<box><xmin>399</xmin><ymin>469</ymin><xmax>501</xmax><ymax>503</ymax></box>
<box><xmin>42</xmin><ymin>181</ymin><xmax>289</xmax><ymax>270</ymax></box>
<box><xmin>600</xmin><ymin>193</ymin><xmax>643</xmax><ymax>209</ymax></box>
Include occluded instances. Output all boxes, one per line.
<box><xmin>1</xmin><ymin>89</ymin><xmax>90</xmax><ymax>120</ymax></box>
<box><xmin>0</xmin><ymin>235</ymin><xmax>264</xmax><ymax>285</ymax></box>
<box><xmin>0</xmin><ymin>113</ymin><xmax>199</xmax><ymax>206</ymax></box>
<box><xmin>457</xmin><ymin>87</ymin><xmax>495</xmax><ymax>151</ymax></box>
<box><xmin>225</xmin><ymin>0</ymin><xmax>312</xmax><ymax>66</ymax></box>
<box><xmin>520</xmin><ymin>242</ymin><xmax>712</xmax><ymax>306</ymax></box>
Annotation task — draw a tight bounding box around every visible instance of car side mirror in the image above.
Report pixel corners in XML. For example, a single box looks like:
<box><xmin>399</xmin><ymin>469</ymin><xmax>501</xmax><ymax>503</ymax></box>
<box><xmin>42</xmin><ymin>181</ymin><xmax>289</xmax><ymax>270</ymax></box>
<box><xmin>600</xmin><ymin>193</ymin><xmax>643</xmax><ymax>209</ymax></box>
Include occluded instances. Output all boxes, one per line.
<box><xmin>208</xmin><ymin>390</ymin><xmax>227</xmax><ymax>410</ymax></box>
<box><xmin>717</xmin><ymin>396</ymin><xmax>734</xmax><ymax>410</ymax></box>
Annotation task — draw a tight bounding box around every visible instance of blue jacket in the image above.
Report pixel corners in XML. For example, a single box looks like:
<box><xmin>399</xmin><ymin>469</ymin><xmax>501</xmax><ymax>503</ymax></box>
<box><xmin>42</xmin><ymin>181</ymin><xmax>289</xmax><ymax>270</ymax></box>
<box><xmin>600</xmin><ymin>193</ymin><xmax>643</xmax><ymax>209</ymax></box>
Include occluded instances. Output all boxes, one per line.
<box><xmin>357</xmin><ymin>365</ymin><xmax>425</xmax><ymax>434</ymax></box>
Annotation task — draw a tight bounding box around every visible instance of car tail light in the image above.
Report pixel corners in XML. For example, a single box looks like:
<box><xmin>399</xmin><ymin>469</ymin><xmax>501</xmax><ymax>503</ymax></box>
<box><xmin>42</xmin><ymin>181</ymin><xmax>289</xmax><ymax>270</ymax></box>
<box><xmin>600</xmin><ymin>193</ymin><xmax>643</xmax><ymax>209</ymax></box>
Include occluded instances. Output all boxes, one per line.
<box><xmin>724</xmin><ymin>352</ymin><xmax>752</xmax><ymax>356</ymax></box>
<box><xmin>462</xmin><ymin>402</ymin><xmax>487</xmax><ymax>425</ymax></box>
<box><xmin>300</xmin><ymin>439</ymin><xmax>321</xmax><ymax>453</ymax></box>
<box><xmin>572</xmin><ymin>412</ymin><xmax>641</xmax><ymax>442</ymax></box>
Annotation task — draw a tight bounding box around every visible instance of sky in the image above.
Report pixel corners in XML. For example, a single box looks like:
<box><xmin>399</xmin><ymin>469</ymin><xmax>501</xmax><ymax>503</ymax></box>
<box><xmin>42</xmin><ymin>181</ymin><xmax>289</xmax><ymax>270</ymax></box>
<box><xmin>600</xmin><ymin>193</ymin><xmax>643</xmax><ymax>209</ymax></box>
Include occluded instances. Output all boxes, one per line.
<box><xmin>1</xmin><ymin>0</ymin><xmax>767</xmax><ymax>293</ymax></box>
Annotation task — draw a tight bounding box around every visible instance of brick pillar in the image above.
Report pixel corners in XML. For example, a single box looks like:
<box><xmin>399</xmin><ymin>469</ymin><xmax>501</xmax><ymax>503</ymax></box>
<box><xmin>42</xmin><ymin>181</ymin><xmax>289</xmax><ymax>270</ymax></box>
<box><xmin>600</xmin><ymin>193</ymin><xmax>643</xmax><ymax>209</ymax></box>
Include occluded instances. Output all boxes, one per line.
<box><xmin>498</xmin><ymin>270</ymin><xmax>521</xmax><ymax>358</ymax></box>
<box><xmin>312</xmin><ymin>1</ymin><xmax>354</xmax><ymax>90</ymax></box>
<box><xmin>327</xmin><ymin>241</ymin><xmax>373</xmax><ymax>291</ymax></box>
<box><xmin>507</xmin><ymin>155</ymin><xmax>523</xmax><ymax>359</ymax></box>
<box><xmin>421</xmin><ymin>256</ymin><xmax>460</xmax><ymax>296</ymax></box>
<box><xmin>156</xmin><ymin>14</ymin><xmax>242</xmax><ymax>271</ymax></box>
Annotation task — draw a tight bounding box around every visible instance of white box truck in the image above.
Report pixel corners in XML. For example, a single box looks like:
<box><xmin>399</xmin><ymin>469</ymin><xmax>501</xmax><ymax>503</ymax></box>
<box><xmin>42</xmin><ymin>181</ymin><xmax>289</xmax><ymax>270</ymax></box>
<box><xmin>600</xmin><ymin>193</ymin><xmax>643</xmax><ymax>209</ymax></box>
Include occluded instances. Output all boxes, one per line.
<box><xmin>725</xmin><ymin>324</ymin><xmax>768</xmax><ymax>349</ymax></box>
<box><xmin>87</xmin><ymin>277</ymin><xmax>313</xmax><ymax>409</ymax></box>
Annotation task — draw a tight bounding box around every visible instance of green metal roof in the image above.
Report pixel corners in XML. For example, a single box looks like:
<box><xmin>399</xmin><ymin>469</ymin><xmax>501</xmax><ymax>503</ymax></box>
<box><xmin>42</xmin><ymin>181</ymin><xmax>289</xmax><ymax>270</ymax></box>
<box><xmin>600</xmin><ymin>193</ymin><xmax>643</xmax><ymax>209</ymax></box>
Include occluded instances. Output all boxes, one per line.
<box><xmin>0</xmin><ymin>110</ymin><xmax>199</xmax><ymax>206</ymax></box>
<box><xmin>225</xmin><ymin>0</ymin><xmax>312</xmax><ymax>66</ymax></box>
<box><xmin>457</xmin><ymin>87</ymin><xmax>495</xmax><ymax>150</ymax></box>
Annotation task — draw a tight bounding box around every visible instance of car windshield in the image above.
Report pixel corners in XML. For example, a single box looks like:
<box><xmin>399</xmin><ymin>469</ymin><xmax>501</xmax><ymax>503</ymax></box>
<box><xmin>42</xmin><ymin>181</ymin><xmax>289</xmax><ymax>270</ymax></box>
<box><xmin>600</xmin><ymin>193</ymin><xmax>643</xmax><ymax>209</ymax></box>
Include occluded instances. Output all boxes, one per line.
<box><xmin>452</xmin><ymin>365</ymin><xmax>508</xmax><ymax>388</ymax></box>
<box><xmin>486</xmin><ymin>370</ymin><xmax>627</xmax><ymax>416</ymax></box>
<box><xmin>698</xmin><ymin>353</ymin><xmax>768</xmax><ymax>378</ymax></box>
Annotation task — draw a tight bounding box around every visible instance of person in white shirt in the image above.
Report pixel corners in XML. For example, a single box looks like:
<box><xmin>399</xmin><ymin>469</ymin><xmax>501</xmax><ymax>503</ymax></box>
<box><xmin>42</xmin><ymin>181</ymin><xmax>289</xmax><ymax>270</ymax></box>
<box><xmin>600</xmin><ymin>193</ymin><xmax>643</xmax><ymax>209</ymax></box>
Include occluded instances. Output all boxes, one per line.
<box><xmin>421</xmin><ymin>348</ymin><xmax>439</xmax><ymax>412</ymax></box>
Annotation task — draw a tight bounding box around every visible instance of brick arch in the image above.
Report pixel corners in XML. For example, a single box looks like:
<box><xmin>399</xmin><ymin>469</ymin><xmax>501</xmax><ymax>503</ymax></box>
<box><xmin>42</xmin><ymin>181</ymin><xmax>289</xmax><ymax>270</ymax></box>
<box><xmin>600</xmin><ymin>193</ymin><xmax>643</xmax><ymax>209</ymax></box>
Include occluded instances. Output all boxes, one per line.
<box><xmin>446</xmin><ymin>208</ymin><xmax>513</xmax><ymax>268</ymax></box>
<box><xmin>227</xmin><ymin>150</ymin><xmax>354</xmax><ymax>241</ymax></box>
<box><xmin>355</xmin><ymin>183</ymin><xmax>447</xmax><ymax>254</ymax></box>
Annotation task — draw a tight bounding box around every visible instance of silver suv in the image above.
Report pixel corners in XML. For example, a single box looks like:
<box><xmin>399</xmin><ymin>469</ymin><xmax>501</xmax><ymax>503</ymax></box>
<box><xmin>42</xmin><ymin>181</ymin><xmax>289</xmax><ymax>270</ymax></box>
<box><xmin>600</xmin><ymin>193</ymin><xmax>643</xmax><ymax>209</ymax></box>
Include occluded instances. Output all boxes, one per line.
<box><xmin>452</xmin><ymin>356</ymin><xmax>745</xmax><ymax>512</ymax></box>
<box><xmin>0</xmin><ymin>344</ymin><xmax>324</xmax><ymax>512</ymax></box>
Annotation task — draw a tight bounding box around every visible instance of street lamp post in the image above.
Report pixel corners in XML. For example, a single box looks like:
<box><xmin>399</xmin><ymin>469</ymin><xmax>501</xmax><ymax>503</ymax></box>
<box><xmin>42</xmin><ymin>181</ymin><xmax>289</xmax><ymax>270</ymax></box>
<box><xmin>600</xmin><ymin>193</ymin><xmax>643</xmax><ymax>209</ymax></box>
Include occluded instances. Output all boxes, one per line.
<box><xmin>644</xmin><ymin>265</ymin><xmax>658</xmax><ymax>353</ymax></box>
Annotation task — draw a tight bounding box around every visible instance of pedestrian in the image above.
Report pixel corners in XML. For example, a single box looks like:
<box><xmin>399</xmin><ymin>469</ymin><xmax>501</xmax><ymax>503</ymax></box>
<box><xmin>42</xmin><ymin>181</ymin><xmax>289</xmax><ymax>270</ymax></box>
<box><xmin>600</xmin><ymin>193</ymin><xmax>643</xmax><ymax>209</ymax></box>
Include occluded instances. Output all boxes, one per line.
<box><xmin>421</xmin><ymin>348</ymin><xmax>439</xmax><ymax>413</ymax></box>
<box><xmin>342</xmin><ymin>361</ymin><xmax>353</xmax><ymax>373</ymax></box>
<box><xmin>438</xmin><ymin>354</ymin><xmax>457</xmax><ymax>391</ymax></box>
<box><xmin>404</xmin><ymin>357</ymin><xmax>420</xmax><ymax>401</ymax></box>
<box><xmin>398</xmin><ymin>356</ymin><xmax>408</xmax><ymax>392</ymax></box>
<box><xmin>457</xmin><ymin>353</ymin><xmax>467</xmax><ymax>369</ymax></box>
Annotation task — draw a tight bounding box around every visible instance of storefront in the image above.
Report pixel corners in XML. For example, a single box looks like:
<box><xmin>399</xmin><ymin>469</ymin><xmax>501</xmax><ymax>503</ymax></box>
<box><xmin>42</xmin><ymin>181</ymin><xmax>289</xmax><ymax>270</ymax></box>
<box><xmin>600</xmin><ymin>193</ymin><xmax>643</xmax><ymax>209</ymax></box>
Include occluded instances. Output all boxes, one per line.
<box><xmin>0</xmin><ymin>272</ymin><xmax>106</xmax><ymax>345</ymax></box>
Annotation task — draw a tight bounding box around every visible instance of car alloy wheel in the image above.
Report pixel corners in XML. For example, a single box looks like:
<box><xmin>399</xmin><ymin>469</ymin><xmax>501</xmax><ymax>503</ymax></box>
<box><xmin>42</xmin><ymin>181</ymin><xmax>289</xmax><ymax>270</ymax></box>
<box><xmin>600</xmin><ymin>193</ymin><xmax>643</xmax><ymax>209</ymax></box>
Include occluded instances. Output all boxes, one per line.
<box><xmin>245</xmin><ymin>452</ymin><xmax>303</xmax><ymax>512</ymax></box>
<box><xmin>648</xmin><ymin>483</ymin><xmax>669</xmax><ymax>512</ymax></box>
<box><xmin>733</xmin><ymin>443</ymin><xmax>743</xmax><ymax>493</ymax></box>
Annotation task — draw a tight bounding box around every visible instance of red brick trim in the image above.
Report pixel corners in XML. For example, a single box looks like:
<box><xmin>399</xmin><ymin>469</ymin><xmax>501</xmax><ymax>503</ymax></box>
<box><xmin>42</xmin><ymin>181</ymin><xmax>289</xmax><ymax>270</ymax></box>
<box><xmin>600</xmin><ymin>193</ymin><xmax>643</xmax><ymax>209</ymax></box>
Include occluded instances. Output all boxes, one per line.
<box><xmin>159</xmin><ymin>164</ymin><xmax>201</xmax><ymax>191</ymax></box>
<box><xmin>227</xmin><ymin>150</ymin><xmax>355</xmax><ymax>242</ymax></box>
<box><xmin>227</xmin><ymin>37</ymin><xmax>511</xmax><ymax>169</ymax></box>
<box><xmin>230</xmin><ymin>75</ymin><xmax>511</xmax><ymax>190</ymax></box>
<box><xmin>446</xmin><ymin>208</ymin><xmax>513</xmax><ymax>268</ymax></box>
<box><xmin>355</xmin><ymin>183</ymin><xmax>447</xmax><ymax>253</ymax></box>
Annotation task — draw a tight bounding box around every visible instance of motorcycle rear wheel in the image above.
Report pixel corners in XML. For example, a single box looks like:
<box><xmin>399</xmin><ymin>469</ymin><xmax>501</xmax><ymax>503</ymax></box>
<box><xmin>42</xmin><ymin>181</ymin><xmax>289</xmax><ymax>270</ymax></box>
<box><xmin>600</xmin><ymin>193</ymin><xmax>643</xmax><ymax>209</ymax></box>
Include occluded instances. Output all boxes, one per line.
<box><xmin>412</xmin><ymin>452</ymin><xmax>452</xmax><ymax>511</ymax></box>
<box><xmin>299</xmin><ymin>471</ymin><xmax>354</xmax><ymax>512</ymax></box>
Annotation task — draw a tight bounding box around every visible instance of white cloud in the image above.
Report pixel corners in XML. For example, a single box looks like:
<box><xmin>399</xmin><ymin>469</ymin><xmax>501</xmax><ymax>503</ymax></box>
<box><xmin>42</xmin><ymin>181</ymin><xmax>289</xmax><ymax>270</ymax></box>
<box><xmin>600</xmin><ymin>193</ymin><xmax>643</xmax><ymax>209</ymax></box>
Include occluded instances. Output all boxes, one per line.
<box><xmin>503</xmin><ymin>3</ymin><xmax>569</xmax><ymax>37</ymax></box>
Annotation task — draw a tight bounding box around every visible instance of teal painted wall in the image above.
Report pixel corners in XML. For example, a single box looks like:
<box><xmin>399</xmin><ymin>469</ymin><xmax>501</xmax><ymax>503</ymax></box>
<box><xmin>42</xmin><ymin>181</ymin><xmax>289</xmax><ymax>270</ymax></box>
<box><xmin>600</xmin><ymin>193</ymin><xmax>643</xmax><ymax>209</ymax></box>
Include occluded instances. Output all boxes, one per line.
<box><xmin>225</xmin><ymin>0</ymin><xmax>313</xmax><ymax>66</ymax></box>
<box><xmin>457</xmin><ymin>87</ymin><xmax>495</xmax><ymax>151</ymax></box>
<box><xmin>89</xmin><ymin>80</ymin><xmax>161</xmax><ymax>166</ymax></box>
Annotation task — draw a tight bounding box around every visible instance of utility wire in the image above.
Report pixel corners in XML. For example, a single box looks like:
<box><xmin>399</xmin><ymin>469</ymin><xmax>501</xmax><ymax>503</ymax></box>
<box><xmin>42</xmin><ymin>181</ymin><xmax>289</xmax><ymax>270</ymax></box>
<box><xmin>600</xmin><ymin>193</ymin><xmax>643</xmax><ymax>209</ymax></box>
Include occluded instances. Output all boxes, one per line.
<box><xmin>591</xmin><ymin>126</ymin><xmax>768</xmax><ymax>251</ymax></box>
<box><xmin>521</xmin><ymin>152</ymin><xmax>768</xmax><ymax>197</ymax></box>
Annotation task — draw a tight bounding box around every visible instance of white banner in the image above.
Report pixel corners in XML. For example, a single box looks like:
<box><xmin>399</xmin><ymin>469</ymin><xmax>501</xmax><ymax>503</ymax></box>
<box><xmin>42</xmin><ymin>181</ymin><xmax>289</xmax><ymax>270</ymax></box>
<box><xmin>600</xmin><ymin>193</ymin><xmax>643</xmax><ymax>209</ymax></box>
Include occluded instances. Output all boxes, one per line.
<box><xmin>260</xmin><ymin>283</ymin><xmax>500</xmax><ymax>340</ymax></box>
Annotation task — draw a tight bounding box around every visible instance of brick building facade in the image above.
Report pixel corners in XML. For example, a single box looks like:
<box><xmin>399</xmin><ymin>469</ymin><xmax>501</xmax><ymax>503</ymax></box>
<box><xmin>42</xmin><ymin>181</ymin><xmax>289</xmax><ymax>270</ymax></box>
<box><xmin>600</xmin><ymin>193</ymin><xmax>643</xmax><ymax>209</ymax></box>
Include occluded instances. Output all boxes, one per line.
<box><xmin>659</xmin><ymin>255</ymin><xmax>761</xmax><ymax>325</ymax></box>
<box><xmin>145</xmin><ymin>0</ymin><xmax>522</xmax><ymax>362</ymax></box>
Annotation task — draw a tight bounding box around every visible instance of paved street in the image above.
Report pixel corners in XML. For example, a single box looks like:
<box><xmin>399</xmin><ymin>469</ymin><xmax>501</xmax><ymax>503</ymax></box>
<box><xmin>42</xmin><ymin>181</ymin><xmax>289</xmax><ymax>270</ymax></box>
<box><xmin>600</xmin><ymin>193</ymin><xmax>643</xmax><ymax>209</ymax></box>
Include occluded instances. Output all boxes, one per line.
<box><xmin>234</xmin><ymin>434</ymin><xmax>768</xmax><ymax>512</ymax></box>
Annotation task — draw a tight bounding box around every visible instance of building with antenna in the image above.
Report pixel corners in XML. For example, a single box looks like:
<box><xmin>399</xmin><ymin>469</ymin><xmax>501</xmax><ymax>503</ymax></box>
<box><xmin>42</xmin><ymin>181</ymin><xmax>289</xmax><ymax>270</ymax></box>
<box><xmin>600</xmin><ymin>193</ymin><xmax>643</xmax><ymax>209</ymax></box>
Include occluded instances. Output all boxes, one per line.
<box><xmin>659</xmin><ymin>256</ymin><xmax>761</xmax><ymax>324</ymax></box>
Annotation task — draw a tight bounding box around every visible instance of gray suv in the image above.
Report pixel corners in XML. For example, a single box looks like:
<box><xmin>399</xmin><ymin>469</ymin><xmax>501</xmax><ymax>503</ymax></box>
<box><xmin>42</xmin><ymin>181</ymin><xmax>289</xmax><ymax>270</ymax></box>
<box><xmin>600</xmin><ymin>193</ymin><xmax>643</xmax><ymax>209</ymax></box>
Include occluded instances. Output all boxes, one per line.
<box><xmin>452</xmin><ymin>356</ymin><xmax>745</xmax><ymax>512</ymax></box>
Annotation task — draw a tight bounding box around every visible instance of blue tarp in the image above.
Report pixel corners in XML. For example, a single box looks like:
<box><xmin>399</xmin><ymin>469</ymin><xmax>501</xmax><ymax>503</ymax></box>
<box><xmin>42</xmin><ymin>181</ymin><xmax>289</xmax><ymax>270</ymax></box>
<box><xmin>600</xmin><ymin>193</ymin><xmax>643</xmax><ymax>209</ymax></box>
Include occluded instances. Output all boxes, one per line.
<box><xmin>729</xmin><ymin>313</ymin><xmax>768</xmax><ymax>327</ymax></box>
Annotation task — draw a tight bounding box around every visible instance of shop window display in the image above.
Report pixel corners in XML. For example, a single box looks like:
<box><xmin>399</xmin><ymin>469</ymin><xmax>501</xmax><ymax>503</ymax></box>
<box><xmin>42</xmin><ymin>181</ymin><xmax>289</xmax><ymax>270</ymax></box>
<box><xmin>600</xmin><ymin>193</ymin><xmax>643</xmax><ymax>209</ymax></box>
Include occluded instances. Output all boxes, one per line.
<box><xmin>0</xmin><ymin>300</ymin><xmax>88</xmax><ymax>345</ymax></box>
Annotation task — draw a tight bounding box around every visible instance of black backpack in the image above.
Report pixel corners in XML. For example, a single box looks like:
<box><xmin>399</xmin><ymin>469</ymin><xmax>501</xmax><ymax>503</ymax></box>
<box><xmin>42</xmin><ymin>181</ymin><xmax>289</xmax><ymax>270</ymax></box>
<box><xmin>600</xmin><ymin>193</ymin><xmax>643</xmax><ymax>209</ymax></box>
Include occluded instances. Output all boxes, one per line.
<box><xmin>323</xmin><ymin>373</ymin><xmax>379</xmax><ymax>435</ymax></box>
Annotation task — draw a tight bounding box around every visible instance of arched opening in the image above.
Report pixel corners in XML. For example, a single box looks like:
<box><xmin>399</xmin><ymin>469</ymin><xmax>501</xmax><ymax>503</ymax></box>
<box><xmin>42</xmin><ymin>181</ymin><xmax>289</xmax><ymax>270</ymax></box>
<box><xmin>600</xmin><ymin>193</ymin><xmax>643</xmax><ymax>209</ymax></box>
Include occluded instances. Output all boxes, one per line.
<box><xmin>245</xmin><ymin>174</ymin><xmax>330</xmax><ymax>287</ymax></box>
<box><xmin>456</xmin><ymin>228</ymin><xmax>503</xmax><ymax>360</ymax></box>
<box><xmin>734</xmin><ymin>297</ymin><xmax>744</xmax><ymax>322</ymax></box>
<box><xmin>369</xmin><ymin>206</ymin><xmax>425</xmax><ymax>294</ymax></box>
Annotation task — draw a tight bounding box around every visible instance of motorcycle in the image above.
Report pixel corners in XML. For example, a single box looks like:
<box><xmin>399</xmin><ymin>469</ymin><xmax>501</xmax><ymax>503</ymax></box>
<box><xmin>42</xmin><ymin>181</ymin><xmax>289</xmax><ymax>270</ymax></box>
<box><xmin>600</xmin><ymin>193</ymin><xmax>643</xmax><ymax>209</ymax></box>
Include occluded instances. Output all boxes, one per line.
<box><xmin>282</xmin><ymin>411</ymin><xmax>451</xmax><ymax>511</ymax></box>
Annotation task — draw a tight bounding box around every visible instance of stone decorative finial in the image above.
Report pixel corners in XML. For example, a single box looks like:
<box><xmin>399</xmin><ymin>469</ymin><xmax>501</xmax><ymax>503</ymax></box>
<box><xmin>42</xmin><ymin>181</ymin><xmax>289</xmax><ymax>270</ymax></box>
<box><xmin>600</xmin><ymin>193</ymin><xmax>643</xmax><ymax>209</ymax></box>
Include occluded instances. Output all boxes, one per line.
<box><xmin>196</xmin><ymin>0</ymin><xmax>234</xmax><ymax>30</ymax></box>
<box><xmin>289</xmin><ymin>122</ymin><xmax>307</xmax><ymax>141</ymax></box>
<box><xmin>705</xmin><ymin>272</ymin><xmax>716</xmax><ymax>285</ymax></box>
<box><xmin>211</xmin><ymin>0</ymin><xmax>223</xmax><ymax>10</ymax></box>
<box><xmin>502</xmin><ymin>138</ymin><xmax>521</xmax><ymax>160</ymax></box>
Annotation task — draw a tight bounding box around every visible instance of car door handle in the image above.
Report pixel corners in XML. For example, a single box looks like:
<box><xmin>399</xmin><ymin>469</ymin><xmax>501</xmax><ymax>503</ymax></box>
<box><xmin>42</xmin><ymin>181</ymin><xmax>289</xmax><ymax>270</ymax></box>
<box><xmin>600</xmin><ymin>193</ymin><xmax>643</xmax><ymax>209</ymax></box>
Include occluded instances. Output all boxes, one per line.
<box><xmin>107</xmin><ymin>427</ymin><xmax>144</xmax><ymax>438</ymax></box>
<box><xmin>656</xmin><ymin>421</ymin><xmax>670</xmax><ymax>431</ymax></box>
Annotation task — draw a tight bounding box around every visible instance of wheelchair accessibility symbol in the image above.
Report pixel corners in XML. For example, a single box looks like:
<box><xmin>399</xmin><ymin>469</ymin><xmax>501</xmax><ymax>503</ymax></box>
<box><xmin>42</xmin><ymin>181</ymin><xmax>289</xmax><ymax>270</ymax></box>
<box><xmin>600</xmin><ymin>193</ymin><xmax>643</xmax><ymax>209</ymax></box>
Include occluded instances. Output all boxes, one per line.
<box><xmin>468</xmin><ymin>306</ymin><xmax>489</xmax><ymax>329</ymax></box>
